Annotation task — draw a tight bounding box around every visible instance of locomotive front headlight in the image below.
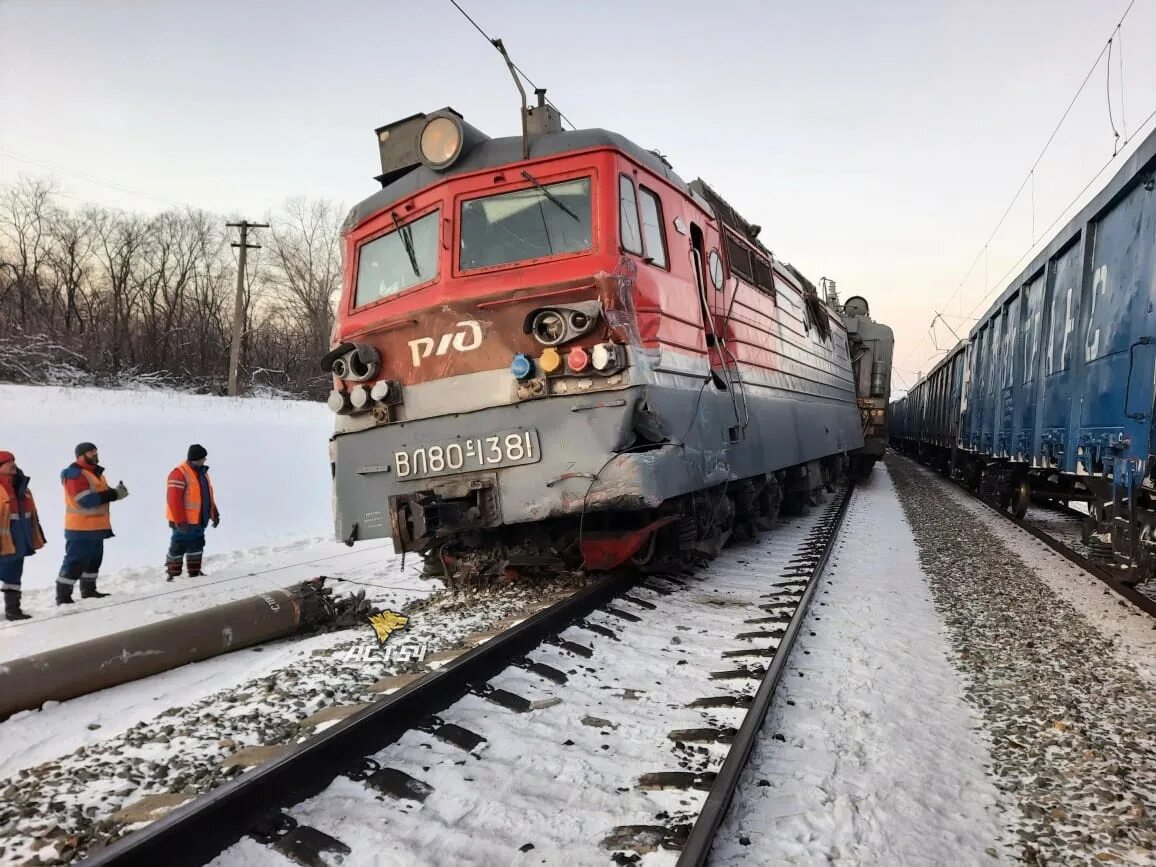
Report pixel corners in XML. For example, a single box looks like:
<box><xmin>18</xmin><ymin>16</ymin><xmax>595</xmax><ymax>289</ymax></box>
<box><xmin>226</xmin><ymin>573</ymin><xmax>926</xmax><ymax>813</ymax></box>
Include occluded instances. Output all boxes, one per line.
<box><xmin>350</xmin><ymin>385</ymin><xmax>371</xmax><ymax>410</ymax></box>
<box><xmin>568</xmin><ymin>346</ymin><xmax>590</xmax><ymax>373</ymax></box>
<box><xmin>370</xmin><ymin>380</ymin><xmax>392</xmax><ymax>402</ymax></box>
<box><xmin>510</xmin><ymin>353</ymin><xmax>534</xmax><ymax>381</ymax></box>
<box><xmin>530</xmin><ymin>310</ymin><xmax>568</xmax><ymax>346</ymax></box>
<box><xmin>591</xmin><ymin>343</ymin><xmax>619</xmax><ymax>372</ymax></box>
<box><xmin>538</xmin><ymin>347</ymin><xmax>562</xmax><ymax>374</ymax></box>
<box><xmin>420</xmin><ymin>116</ymin><xmax>463</xmax><ymax>169</ymax></box>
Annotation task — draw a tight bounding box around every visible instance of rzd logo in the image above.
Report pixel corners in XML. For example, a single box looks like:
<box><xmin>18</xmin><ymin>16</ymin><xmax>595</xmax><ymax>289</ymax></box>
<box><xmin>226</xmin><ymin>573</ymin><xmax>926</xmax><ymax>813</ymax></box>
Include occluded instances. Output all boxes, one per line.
<box><xmin>408</xmin><ymin>320</ymin><xmax>483</xmax><ymax>368</ymax></box>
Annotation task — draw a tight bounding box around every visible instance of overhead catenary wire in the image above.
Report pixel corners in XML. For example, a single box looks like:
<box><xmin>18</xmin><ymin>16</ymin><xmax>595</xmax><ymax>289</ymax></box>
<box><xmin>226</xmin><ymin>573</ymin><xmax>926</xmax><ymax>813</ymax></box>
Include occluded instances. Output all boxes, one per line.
<box><xmin>446</xmin><ymin>0</ymin><xmax>577</xmax><ymax>131</ymax></box>
<box><xmin>961</xmin><ymin>104</ymin><xmax>1156</xmax><ymax>322</ymax></box>
<box><xmin>897</xmin><ymin>0</ymin><xmax>1141</xmax><ymax>382</ymax></box>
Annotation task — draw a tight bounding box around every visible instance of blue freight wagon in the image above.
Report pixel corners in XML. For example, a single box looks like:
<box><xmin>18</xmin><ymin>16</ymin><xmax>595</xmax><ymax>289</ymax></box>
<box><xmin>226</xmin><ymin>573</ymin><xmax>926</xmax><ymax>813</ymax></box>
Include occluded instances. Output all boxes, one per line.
<box><xmin>892</xmin><ymin>126</ymin><xmax>1156</xmax><ymax>584</ymax></box>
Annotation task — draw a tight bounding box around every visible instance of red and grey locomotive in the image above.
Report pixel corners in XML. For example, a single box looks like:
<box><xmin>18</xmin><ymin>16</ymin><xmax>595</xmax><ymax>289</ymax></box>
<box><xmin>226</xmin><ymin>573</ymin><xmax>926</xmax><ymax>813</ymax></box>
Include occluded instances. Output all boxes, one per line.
<box><xmin>325</xmin><ymin>96</ymin><xmax>865</xmax><ymax>583</ymax></box>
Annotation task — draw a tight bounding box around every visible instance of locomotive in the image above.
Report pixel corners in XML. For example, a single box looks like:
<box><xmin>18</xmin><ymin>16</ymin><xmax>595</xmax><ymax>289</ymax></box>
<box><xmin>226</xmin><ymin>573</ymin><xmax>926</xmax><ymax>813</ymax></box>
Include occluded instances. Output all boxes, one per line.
<box><xmin>891</xmin><ymin>125</ymin><xmax>1156</xmax><ymax>585</ymax></box>
<box><xmin>839</xmin><ymin>293</ymin><xmax>894</xmax><ymax>474</ymax></box>
<box><xmin>324</xmin><ymin>95</ymin><xmax>865</xmax><ymax>584</ymax></box>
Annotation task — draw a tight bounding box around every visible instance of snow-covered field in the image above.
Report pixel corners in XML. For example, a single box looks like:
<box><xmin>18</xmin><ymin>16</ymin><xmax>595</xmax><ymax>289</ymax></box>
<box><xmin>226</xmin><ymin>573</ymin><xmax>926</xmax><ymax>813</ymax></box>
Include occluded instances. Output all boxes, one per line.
<box><xmin>0</xmin><ymin>387</ymin><xmax>426</xmax><ymax>828</ymax></box>
<box><xmin>0</xmin><ymin>384</ymin><xmax>335</xmax><ymax>598</ymax></box>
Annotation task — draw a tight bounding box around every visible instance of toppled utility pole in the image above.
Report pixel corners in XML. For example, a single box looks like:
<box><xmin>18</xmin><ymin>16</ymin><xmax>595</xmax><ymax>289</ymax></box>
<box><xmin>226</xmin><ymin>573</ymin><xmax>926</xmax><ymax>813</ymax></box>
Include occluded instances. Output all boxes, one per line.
<box><xmin>0</xmin><ymin>578</ymin><xmax>373</xmax><ymax>721</ymax></box>
<box><xmin>226</xmin><ymin>220</ymin><xmax>269</xmax><ymax>396</ymax></box>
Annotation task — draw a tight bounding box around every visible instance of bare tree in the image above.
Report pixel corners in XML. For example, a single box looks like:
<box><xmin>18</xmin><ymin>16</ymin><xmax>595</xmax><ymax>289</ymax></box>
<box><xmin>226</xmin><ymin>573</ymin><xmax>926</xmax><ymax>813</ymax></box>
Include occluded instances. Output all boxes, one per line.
<box><xmin>264</xmin><ymin>198</ymin><xmax>343</xmax><ymax>359</ymax></box>
<box><xmin>0</xmin><ymin>177</ymin><xmax>57</xmax><ymax>326</ymax></box>
<box><xmin>0</xmin><ymin>178</ymin><xmax>341</xmax><ymax>398</ymax></box>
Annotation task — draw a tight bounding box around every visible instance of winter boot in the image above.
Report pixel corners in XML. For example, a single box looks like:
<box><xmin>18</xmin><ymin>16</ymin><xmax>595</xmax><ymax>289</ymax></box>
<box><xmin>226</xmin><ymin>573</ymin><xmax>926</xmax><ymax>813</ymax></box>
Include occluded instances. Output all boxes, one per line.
<box><xmin>79</xmin><ymin>577</ymin><xmax>109</xmax><ymax>599</ymax></box>
<box><xmin>166</xmin><ymin>557</ymin><xmax>183</xmax><ymax>581</ymax></box>
<box><xmin>4</xmin><ymin>590</ymin><xmax>31</xmax><ymax>621</ymax></box>
<box><xmin>187</xmin><ymin>555</ymin><xmax>204</xmax><ymax>578</ymax></box>
<box><xmin>56</xmin><ymin>581</ymin><xmax>76</xmax><ymax>605</ymax></box>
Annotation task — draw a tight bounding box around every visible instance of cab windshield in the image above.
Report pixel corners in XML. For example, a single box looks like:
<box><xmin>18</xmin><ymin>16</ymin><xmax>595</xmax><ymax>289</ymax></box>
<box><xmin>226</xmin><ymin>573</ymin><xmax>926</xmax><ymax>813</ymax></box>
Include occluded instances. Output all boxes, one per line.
<box><xmin>459</xmin><ymin>176</ymin><xmax>592</xmax><ymax>271</ymax></box>
<box><xmin>355</xmin><ymin>209</ymin><xmax>440</xmax><ymax>306</ymax></box>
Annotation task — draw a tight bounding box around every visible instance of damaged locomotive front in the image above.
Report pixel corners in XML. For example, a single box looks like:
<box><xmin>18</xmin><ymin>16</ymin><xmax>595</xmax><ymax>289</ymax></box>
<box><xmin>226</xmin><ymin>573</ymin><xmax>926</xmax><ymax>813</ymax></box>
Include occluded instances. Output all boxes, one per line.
<box><xmin>326</xmin><ymin>106</ymin><xmax>863</xmax><ymax>584</ymax></box>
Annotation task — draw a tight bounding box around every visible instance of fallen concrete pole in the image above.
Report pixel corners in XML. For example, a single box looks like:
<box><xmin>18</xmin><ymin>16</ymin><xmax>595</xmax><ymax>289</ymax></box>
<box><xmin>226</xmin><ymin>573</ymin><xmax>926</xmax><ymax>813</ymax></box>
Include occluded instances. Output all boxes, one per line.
<box><xmin>0</xmin><ymin>577</ymin><xmax>370</xmax><ymax>721</ymax></box>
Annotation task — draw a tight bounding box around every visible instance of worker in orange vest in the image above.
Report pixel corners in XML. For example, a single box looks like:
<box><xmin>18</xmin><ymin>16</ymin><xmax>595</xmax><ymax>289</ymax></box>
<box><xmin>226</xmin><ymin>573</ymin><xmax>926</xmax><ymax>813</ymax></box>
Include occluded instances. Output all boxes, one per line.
<box><xmin>59</xmin><ymin>442</ymin><xmax>128</xmax><ymax>604</ymax></box>
<box><xmin>1</xmin><ymin>450</ymin><xmax>47</xmax><ymax>620</ymax></box>
<box><xmin>165</xmin><ymin>444</ymin><xmax>219</xmax><ymax>579</ymax></box>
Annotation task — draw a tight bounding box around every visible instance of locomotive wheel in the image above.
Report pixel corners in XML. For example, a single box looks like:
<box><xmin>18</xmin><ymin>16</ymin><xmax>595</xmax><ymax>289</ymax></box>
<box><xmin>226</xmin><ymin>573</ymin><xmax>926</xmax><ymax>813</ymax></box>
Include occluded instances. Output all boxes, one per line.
<box><xmin>1011</xmin><ymin>480</ymin><xmax>1031</xmax><ymax>519</ymax></box>
<box><xmin>630</xmin><ymin>529</ymin><xmax>658</xmax><ymax>567</ymax></box>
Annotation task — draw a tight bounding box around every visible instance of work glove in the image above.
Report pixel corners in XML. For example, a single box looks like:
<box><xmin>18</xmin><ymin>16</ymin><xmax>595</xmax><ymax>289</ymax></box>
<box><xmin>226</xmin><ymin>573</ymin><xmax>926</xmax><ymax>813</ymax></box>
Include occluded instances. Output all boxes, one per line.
<box><xmin>114</xmin><ymin>481</ymin><xmax>129</xmax><ymax>500</ymax></box>
<box><xmin>211</xmin><ymin>514</ymin><xmax>220</xmax><ymax>529</ymax></box>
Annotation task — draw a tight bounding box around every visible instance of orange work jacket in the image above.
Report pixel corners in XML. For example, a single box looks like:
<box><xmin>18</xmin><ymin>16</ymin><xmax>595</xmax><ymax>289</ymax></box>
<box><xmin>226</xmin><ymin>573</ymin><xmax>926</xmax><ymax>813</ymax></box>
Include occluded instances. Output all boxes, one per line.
<box><xmin>166</xmin><ymin>462</ymin><xmax>217</xmax><ymax>526</ymax></box>
<box><xmin>63</xmin><ymin>468</ymin><xmax>112</xmax><ymax>533</ymax></box>
<box><xmin>0</xmin><ymin>484</ymin><xmax>47</xmax><ymax>557</ymax></box>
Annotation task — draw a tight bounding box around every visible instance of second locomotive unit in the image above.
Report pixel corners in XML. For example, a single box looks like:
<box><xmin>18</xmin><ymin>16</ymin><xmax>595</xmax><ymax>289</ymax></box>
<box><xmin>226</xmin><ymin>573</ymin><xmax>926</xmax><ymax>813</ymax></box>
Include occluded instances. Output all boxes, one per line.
<box><xmin>840</xmin><ymin>292</ymin><xmax>894</xmax><ymax>474</ymax></box>
<box><xmin>325</xmin><ymin>95</ymin><xmax>865</xmax><ymax>583</ymax></box>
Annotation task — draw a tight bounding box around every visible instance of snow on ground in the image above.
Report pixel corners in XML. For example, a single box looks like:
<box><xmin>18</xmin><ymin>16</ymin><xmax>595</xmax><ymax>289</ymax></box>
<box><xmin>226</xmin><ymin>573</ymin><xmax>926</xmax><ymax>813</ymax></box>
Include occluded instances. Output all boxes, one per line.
<box><xmin>0</xmin><ymin>536</ymin><xmax>427</xmax><ymax>780</ymax></box>
<box><xmin>0</xmin><ymin>562</ymin><xmax>592</xmax><ymax>864</ymax></box>
<box><xmin>712</xmin><ymin>462</ymin><xmax>1011</xmax><ymax>865</ymax></box>
<box><xmin>918</xmin><ymin>464</ymin><xmax>1156</xmax><ymax>688</ymax></box>
<box><xmin>207</xmin><ymin>501</ymin><xmax>844</xmax><ymax>867</ymax></box>
<box><xmin>0</xmin><ymin>383</ymin><xmax>446</xmax><ymax>863</ymax></box>
<box><xmin>0</xmin><ymin>383</ymin><xmax>334</xmax><ymax>595</ymax></box>
<box><xmin>887</xmin><ymin>456</ymin><xmax>1156</xmax><ymax>863</ymax></box>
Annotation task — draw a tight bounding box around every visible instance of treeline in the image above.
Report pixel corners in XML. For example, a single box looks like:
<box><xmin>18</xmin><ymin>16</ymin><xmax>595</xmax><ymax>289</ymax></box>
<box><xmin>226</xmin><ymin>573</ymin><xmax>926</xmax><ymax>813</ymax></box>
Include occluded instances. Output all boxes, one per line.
<box><xmin>0</xmin><ymin>177</ymin><xmax>344</xmax><ymax>398</ymax></box>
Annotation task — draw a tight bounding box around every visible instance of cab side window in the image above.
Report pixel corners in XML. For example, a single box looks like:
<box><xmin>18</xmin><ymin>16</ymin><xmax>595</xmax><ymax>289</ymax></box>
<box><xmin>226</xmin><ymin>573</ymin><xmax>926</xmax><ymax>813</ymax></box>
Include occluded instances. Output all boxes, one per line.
<box><xmin>619</xmin><ymin>175</ymin><xmax>642</xmax><ymax>255</ymax></box>
<box><xmin>638</xmin><ymin>187</ymin><xmax>668</xmax><ymax>269</ymax></box>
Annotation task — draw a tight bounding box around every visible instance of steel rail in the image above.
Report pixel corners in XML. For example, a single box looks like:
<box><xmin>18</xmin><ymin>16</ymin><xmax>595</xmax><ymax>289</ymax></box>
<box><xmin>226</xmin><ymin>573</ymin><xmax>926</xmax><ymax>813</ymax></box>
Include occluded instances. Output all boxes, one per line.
<box><xmin>963</xmin><ymin>480</ymin><xmax>1156</xmax><ymax>619</ymax></box>
<box><xmin>81</xmin><ymin>572</ymin><xmax>630</xmax><ymax>867</ymax></box>
<box><xmin>676</xmin><ymin>482</ymin><xmax>856</xmax><ymax>866</ymax></box>
<box><xmin>900</xmin><ymin>454</ymin><xmax>1156</xmax><ymax>619</ymax></box>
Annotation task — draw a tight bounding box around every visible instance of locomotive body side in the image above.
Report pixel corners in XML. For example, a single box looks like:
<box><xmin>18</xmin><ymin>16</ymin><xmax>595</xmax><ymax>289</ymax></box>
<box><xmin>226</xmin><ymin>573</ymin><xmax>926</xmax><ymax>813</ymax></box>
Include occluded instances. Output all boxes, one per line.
<box><xmin>327</xmin><ymin>120</ymin><xmax>861</xmax><ymax>577</ymax></box>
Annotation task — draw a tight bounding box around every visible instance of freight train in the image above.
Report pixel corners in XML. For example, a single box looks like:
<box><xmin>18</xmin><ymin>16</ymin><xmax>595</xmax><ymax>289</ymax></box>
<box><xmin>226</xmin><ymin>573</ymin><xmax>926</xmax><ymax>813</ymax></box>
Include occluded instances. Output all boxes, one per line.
<box><xmin>324</xmin><ymin>95</ymin><xmax>869</xmax><ymax>585</ymax></box>
<box><xmin>891</xmin><ymin>126</ymin><xmax>1156</xmax><ymax>584</ymax></box>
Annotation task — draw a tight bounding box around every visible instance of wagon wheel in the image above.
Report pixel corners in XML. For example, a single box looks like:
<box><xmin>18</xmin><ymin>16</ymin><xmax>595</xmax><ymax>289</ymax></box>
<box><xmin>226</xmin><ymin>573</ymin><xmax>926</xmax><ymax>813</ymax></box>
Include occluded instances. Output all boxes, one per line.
<box><xmin>1011</xmin><ymin>480</ymin><xmax>1031</xmax><ymax>519</ymax></box>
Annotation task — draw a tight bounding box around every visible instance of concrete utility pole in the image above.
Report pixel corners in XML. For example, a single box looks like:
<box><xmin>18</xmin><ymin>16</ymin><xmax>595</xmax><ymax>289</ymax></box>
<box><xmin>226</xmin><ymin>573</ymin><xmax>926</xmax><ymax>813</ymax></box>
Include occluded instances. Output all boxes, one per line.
<box><xmin>226</xmin><ymin>220</ymin><xmax>269</xmax><ymax>397</ymax></box>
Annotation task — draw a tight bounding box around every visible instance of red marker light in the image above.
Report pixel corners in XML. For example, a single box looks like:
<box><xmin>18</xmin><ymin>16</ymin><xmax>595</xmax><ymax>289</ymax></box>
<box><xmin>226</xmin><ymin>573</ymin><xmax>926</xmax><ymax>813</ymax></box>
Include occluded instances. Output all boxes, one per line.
<box><xmin>568</xmin><ymin>346</ymin><xmax>590</xmax><ymax>373</ymax></box>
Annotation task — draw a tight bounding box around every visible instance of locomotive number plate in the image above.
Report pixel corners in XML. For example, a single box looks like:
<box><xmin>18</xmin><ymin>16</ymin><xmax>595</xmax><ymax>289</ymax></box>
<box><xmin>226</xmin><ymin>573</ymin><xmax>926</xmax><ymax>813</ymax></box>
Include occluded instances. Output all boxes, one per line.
<box><xmin>394</xmin><ymin>429</ymin><xmax>541</xmax><ymax>481</ymax></box>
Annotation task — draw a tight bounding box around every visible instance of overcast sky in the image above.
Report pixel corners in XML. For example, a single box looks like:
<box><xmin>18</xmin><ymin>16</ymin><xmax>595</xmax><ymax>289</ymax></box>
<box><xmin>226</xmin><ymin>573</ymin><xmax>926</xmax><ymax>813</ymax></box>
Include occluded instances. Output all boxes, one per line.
<box><xmin>2</xmin><ymin>0</ymin><xmax>1154</xmax><ymax>389</ymax></box>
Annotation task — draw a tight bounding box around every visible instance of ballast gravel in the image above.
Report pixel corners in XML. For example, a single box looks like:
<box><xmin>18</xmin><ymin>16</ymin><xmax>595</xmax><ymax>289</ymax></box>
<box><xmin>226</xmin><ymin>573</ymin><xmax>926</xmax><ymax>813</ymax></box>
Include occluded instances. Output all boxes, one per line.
<box><xmin>0</xmin><ymin>576</ymin><xmax>590</xmax><ymax>866</ymax></box>
<box><xmin>888</xmin><ymin>456</ymin><xmax>1156</xmax><ymax>865</ymax></box>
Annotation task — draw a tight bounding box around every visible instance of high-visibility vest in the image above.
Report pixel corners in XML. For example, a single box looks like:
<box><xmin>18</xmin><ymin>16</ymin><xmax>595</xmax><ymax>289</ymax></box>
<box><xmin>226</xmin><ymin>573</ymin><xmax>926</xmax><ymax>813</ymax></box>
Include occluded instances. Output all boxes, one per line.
<box><xmin>63</xmin><ymin>468</ymin><xmax>112</xmax><ymax>532</ymax></box>
<box><xmin>0</xmin><ymin>485</ymin><xmax>46</xmax><ymax>557</ymax></box>
<box><xmin>166</xmin><ymin>462</ymin><xmax>216</xmax><ymax>525</ymax></box>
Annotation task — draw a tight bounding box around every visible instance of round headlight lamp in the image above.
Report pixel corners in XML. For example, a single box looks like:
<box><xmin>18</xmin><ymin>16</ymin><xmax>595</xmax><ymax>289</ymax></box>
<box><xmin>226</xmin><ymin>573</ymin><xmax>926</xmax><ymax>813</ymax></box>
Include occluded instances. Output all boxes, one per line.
<box><xmin>420</xmin><ymin>116</ymin><xmax>464</xmax><ymax>169</ymax></box>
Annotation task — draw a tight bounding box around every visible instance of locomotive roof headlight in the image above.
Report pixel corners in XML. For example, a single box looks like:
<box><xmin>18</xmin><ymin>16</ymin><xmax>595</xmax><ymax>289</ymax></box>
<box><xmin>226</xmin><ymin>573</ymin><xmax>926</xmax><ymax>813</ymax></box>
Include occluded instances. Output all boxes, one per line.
<box><xmin>420</xmin><ymin>116</ymin><xmax>464</xmax><ymax>169</ymax></box>
<box><xmin>530</xmin><ymin>310</ymin><xmax>568</xmax><ymax>347</ymax></box>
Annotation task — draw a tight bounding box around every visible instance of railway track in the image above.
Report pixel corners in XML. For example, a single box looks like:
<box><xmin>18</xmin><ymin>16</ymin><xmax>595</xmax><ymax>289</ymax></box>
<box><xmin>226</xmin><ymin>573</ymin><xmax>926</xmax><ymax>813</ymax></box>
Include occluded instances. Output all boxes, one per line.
<box><xmin>905</xmin><ymin>455</ymin><xmax>1156</xmax><ymax>619</ymax></box>
<box><xmin>81</xmin><ymin>485</ymin><xmax>855</xmax><ymax>867</ymax></box>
